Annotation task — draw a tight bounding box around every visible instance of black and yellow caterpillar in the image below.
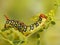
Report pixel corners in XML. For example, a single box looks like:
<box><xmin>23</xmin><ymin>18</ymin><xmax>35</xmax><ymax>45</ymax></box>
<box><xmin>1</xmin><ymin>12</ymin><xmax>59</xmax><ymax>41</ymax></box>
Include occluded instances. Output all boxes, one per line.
<box><xmin>4</xmin><ymin>14</ymin><xmax>47</xmax><ymax>36</ymax></box>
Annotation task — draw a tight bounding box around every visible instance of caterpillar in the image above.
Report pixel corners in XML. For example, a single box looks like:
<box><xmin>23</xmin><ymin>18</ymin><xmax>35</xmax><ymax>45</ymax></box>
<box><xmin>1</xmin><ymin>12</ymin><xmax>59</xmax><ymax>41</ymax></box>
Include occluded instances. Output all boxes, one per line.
<box><xmin>4</xmin><ymin>14</ymin><xmax>47</xmax><ymax>36</ymax></box>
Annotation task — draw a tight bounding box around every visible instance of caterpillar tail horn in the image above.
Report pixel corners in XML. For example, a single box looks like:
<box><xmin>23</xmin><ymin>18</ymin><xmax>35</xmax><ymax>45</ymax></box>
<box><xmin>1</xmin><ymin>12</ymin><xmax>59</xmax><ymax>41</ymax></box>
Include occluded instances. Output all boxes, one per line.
<box><xmin>4</xmin><ymin>15</ymin><xmax>9</xmax><ymax>20</ymax></box>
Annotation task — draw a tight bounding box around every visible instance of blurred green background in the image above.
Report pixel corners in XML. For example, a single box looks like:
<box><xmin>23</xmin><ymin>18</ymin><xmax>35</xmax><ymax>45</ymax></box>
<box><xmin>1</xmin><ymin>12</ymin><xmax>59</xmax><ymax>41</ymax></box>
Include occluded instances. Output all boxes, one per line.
<box><xmin>0</xmin><ymin>0</ymin><xmax>60</xmax><ymax>45</ymax></box>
